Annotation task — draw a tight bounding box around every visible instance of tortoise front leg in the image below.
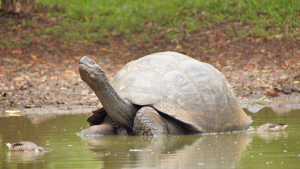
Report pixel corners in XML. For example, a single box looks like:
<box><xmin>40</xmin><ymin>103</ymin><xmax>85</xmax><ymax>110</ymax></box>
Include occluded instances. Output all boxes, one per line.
<box><xmin>133</xmin><ymin>107</ymin><xmax>168</xmax><ymax>136</ymax></box>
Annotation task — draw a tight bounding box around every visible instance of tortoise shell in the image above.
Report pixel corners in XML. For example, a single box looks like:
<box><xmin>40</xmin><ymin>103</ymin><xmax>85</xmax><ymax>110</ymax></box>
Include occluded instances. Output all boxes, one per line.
<box><xmin>110</xmin><ymin>52</ymin><xmax>252</xmax><ymax>133</ymax></box>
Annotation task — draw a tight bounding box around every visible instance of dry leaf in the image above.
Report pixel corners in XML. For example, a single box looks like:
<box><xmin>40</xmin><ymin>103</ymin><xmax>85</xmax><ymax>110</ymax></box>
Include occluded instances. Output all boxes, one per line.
<box><xmin>264</xmin><ymin>89</ymin><xmax>280</xmax><ymax>97</ymax></box>
<box><xmin>14</xmin><ymin>76</ymin><xmax>25</xmax><ymax>81</ymax></box>
<box><xmin>31</xmin><ymin>54</ymin><xmax>38</xmax><ymax>59</ymax></box>
<box><xmin>20</xmin><ymin>85</ymin><xmax>28</xmax><ymax>90</ymax></box>
<box><xmin>12</xmin><ymin>26</ymin><xmax>21</xmax><ymax>31</ymax></box>
<box><xmin>65</xmin><ymin>70</ymin><xmax>75</xmax><ymax>74</ymax></box>
<box><xmin>12</xmin><ymin>50</ymin><xmax>22</xmax><ymax>54</ymax></box>
<box><xmin>101</xmin><ymin>48</ymin><xmax>108</xmax><ymax>52</ymax></box>
<box><xmin>260</xmin><ymin>84</ymin><xmax>269</xmax><ymax>88</ymax></box>
<box><xmin>5</xmin><ymin>110</ymin><xmax>21</xmax><ymax>116</ymax></box>
<box><xmin>175</xmin><ymin>45</ymin><xmax>182</xmax><ymax>49</ymax></box>
<box><xmin>215</xmin><ymin>61</ymin><xmax>220</xmax><ymax>68</ymax></box>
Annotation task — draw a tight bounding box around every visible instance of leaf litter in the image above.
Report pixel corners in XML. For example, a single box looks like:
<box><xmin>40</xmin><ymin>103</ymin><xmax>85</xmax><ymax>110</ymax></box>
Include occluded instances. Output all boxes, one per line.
<box><xmin>0</xmin><ymin>13</ymin><xmax>300</xmax><ymax>113</ymax></box>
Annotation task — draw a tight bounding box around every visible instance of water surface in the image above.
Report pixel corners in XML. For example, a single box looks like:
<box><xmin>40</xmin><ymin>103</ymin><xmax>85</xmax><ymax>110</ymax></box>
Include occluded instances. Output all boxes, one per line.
<box><xmin>1</xmin><ymin>108</ymin><xmax>300</xmax><ymax>169</ymax></box>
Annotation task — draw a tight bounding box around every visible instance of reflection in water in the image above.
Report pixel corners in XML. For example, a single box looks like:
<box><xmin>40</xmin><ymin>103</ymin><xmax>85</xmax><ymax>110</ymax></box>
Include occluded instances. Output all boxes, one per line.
<box><xmin>6</xmin><ymin>151</ymin><xmax>45</xmax><ymax>163</ymax></box>
<box><xmin>0</xmin><ymin>109</ymin><xmax>300</xmax><ymax>169</ymax></box>
<box><xmin>247</xmin><ymin>104</ymin><xmax>293</xmax><ymax>114</ymax></box>
<box><xmin>271</xmin><ymin>107</ymin><xmax>291</xmax><ymax>114</ymax></box>
<box><xmin>254</xmin><ymin>132</ymin><xmax>288</xmax><ymax>141</ymax></box>
<box><xmin>26</xmin><ymin>114</ymin><xmax>58</xmax><ymax>124</ymax></box>
<box><xmin>81</xmin><ymin>133</ymin><xmax>253</xmax><ymax>168</ymax></box>
<box><xmin>247</xmin><ymin>104</ymin><xmax>265</xmax><ymax>113</ymax></box>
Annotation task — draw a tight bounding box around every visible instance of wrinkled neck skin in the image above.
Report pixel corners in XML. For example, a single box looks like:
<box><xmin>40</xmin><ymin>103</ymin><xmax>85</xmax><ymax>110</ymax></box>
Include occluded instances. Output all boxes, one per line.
<box><xmin>88</xmin><ymin>74</ymin><xmax>138</xmax><ymax>132</ymax></box>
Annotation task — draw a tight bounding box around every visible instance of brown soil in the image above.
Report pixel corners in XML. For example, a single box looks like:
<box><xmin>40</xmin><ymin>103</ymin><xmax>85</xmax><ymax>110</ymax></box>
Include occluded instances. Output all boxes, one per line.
<box><xmin>1</xmin><ymin>13</ymin><xmax>300</xmax><ymax>115</ymax></box>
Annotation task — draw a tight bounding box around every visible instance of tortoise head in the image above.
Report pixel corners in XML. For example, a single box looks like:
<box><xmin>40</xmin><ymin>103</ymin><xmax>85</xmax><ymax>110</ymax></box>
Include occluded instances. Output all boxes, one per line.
<box><xmin>79</xmin><ymin>56</ymin><xmax>107</xmax><ymax>87</ymax></box>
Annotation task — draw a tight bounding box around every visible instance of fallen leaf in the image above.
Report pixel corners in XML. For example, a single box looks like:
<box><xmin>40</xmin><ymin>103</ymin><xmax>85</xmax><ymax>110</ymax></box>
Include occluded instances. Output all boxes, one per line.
<box><xmin>274</xmin><ymin>34</ymin><xmax>284</xmax><ymax>38</ymax></box>
<box><xmin>279</xmin><ymin>75</ymin><xmax>289</xmax><ymax>80</ymax></box>
<box><xmin>31</xmin><ymin>54</ymin><xmax>38</xmax><ymax>59</ymax></box>
<box><xmin>215</xmin><ymin>61</ymin><xmax>220</xmax><ymax>68</ymax></box>
<box><xmin>260</xmin><ymin>84</ymin><xmax>269</xmax><ymax>88</ymax></box>
<box><xmin>5</xmin><ymin>110</ymin><xmax>20</xmax><ymax>113</ymax></box>
<box><xmin>264</xmin><ymin>89</ymin><xmax>280</xmax><ymax>97</ymax></box>
<box><xmin>40</xmin><ymin>76</ymin><xmax>47</xmax><ymax>82</ymax></box>
<box><xmin>20</xmin><ymin>85</ymin><xmax>28</xmax><ymax>90</ymax></box>
<box><xmin>14</xmin><ymin>76</ymin><xmax>25</xmax><ymax>81</ymax></box>
<box><xmin>12</xmin><ymin>49</ymin><xmax>22</xmax><ymax>54</ymax></box>
<box><xmin>12</xmin><ymin>26</ymin><xmax>21</xmax><ymax>31</ymax></box>
<box><xmin>5</xmin><ymin>110</ymin><xmax>21</xmax><ymax>116</ymax></box>
<box><xmin>222</xmin><ymin>66</ymin><xmax>232</xmax><ymax>71</ymax></box>
<box><xmin>65</xmin><ymin>70</ymin><xmax>73</xmax><ymax>73</ymax></box>
<box><xmin>175</xmin><ymin>45</ymin><xmax>182</xmax><ymax>49</ymax></box>
<box><xmin>101</xmin><ymin>48</ymin><xmax>108</xmax><ymax>52</ymax></box>
<box><xmin>261</xmin><ymin>70</ymin><xmax>270</xmax><ymax>73</ymax></box>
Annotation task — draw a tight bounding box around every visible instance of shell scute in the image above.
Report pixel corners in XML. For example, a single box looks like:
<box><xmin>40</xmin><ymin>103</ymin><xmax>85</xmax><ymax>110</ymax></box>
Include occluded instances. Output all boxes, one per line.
<box><xmin>110</xmin><ymin>52</ymin><xmax>252</xmax><ymax>132</ymax></box>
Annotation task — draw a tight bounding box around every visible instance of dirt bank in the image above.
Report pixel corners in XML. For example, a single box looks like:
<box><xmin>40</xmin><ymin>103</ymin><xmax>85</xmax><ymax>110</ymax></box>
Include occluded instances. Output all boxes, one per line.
<box><xmin>1</xmin><ymin>14</ymin><xmax>300</xmax><ymax>116</ymax></box>
<box><xmin>1</xmin><ymin>51</ymin><xmax>300</xmax><ymax>116</ymax></box>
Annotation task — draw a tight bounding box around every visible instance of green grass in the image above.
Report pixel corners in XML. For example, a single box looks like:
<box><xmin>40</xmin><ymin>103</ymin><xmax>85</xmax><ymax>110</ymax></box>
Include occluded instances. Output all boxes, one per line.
<box><xmin>0</xmin><ymin>0</ymin><xmax>297</xmax><ymax>44</ymax></box>
<box><xmin>37</xmin><ymin>0</ymin><xmax>299</xmax><ymax>41</ymax></box>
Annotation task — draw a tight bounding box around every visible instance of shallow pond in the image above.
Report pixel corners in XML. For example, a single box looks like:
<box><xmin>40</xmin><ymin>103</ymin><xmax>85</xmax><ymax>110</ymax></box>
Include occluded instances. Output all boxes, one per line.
<box><xmin>1</xmin><ymin>108</ymin><xmax>300</xmax><ymax>169</ymax></box>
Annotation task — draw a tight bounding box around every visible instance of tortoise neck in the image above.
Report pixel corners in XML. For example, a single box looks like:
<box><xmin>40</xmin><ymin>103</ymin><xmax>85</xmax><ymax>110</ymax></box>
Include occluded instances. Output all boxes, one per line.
<box><xmin>91</xmin><ymin>75</ymin><xmax>138</xmax><ymax>131</ymax></box>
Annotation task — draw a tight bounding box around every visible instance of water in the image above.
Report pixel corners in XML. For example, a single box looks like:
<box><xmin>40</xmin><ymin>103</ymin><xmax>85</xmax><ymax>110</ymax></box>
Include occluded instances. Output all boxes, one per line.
<box><xmin>1</xmin><ymin>108</ymin><xmax>300</xmax><ymax>169</ymax></box>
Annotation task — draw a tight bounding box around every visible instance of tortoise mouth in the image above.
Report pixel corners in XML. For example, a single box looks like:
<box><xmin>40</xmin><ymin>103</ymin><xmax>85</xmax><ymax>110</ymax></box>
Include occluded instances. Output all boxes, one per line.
<box><xmin>79</xmin><ymin>62</ymin><xmax>93</xmax><ymax>73</ymax></box>
<box><xmin>79</xmin><ymin>56</ymin><xmax>94</xmax><ymax>71</ymax></box>
<box><xmin>79</xmin><ymin>62</ymin><xmax>95</xmax><ymax>83</ymax></box>
<box><xmin>79</xmin><ymin>61</ymin><xmax>89</xmax><ymax>68</ymax></box>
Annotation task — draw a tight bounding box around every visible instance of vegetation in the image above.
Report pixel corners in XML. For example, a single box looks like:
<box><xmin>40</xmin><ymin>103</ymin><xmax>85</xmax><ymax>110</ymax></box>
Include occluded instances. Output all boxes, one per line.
<box><xmin>0</xmin><ymin>0</ymin><xmax>299</xmax><ymax>48</ymax></box>
<box><xmin>36</xmin><ymin>0</ymin><xmax>300</xmax><ymax>41</ymax></box>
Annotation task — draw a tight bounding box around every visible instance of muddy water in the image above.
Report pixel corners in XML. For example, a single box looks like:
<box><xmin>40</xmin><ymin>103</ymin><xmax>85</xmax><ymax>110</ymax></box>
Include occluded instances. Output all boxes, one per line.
<box><xmin>1</xmin><ymin>108</ymin><xmax>300</xmax><ymax>169</ymax></box>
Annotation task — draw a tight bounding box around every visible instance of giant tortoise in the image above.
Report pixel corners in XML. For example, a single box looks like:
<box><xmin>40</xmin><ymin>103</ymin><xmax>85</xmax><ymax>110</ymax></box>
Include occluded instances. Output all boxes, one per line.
<box><xmin>78</xmin><ymin>52</ymin><xmax>285</xmax><ymax>136</ymax></box>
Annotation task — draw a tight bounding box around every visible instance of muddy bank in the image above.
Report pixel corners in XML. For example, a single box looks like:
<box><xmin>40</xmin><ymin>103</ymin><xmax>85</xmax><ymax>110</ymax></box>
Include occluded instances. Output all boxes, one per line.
<box><xmin>1</xmin><ymin>77</ymin><xmax>98</xmax><ymax>115</ymax></box>
<box><xmin>1</xmin><ymin>71</ymin><xmax>300</xmax><ymax>117</ymax></box>
<box><xmin>1</xmin><ymin>39</ymin><xmax>300</xmax><ymax>115</ymax></box>
<box><xmin>1</xmin><ymin>54</ymin><xmax>300</xmax><ymax>116</ymax></box>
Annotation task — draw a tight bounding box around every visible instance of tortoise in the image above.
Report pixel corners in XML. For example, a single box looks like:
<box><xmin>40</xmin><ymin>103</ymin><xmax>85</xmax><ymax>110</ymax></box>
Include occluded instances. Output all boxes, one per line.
<box><xmin>6</xmin><ymin>141</ymin><xmax>44</xmax><ymax>152</ymax></box>
<box><xmin>78</xmin><ymin>51</ymin><xmax>282</xmax><ymax>136</ymax></box>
